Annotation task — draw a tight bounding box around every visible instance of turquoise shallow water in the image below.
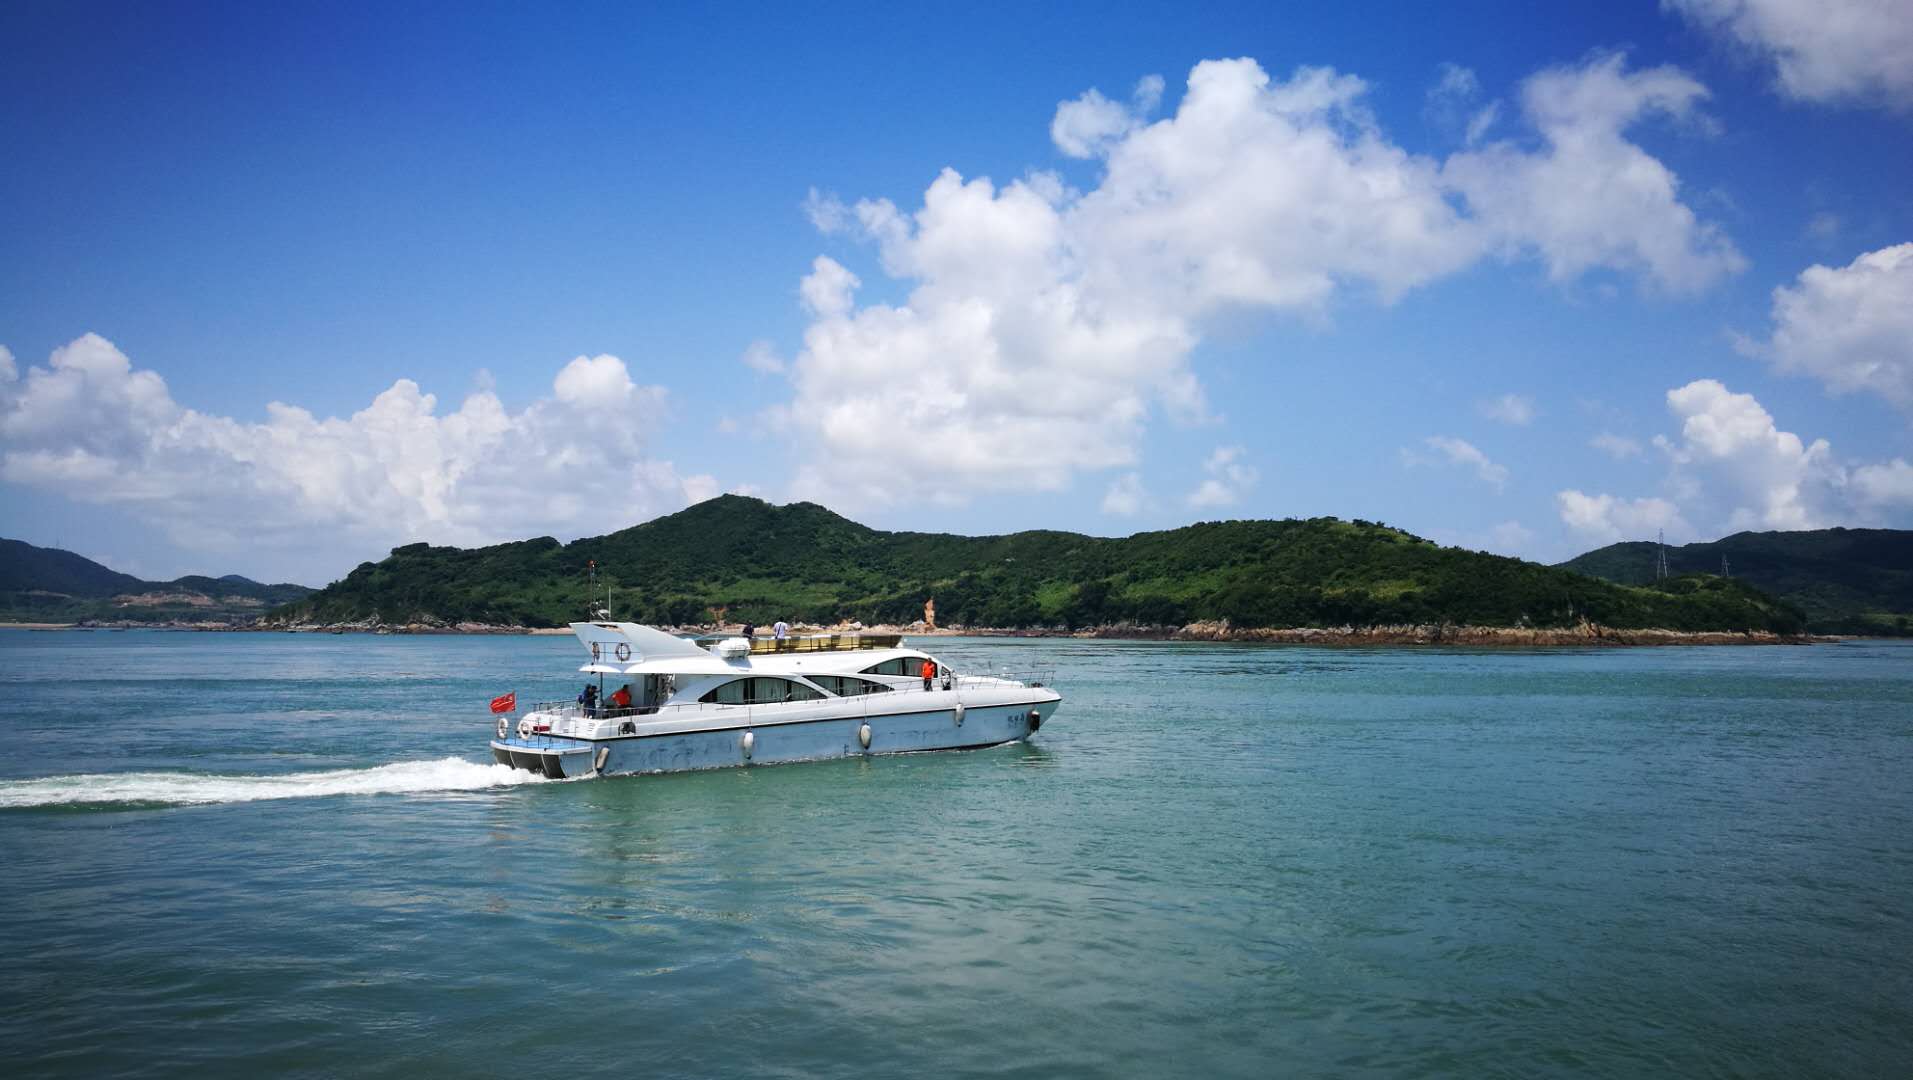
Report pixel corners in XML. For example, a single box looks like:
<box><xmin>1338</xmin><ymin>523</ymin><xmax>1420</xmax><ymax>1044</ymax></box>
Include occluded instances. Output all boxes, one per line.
<box><xmin>1</xmin><ymin>630</ymin><xmax>1910</xmax><ymax>1077</ymax></box>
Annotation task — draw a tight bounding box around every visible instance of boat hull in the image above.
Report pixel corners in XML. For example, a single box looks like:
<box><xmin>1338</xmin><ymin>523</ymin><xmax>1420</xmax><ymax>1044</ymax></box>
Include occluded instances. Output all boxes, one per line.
<box><xmin>490</xmin><ymin>741</ymin><xmax>596</xmax><ymax>779</ymax></box>
<box><xmin>490</xmin><ymin>694</ymin><xmax>1057</xmax><ymax>778</ymax></box>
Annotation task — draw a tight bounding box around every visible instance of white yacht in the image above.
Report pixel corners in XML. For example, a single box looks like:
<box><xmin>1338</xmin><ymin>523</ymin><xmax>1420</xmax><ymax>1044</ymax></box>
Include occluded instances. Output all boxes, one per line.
<box><xmin>490</xmin><ymin>622</ymin><xmax>1060</xmax><ymax>778</ymax></box>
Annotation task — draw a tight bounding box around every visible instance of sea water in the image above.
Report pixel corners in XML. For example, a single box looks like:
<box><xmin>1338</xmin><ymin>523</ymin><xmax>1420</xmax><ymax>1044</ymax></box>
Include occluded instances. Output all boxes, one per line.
<box><xmin>1</xmin><ymin>630</ymin><xmax>1909</xmax><ymax>1077</ymax></box>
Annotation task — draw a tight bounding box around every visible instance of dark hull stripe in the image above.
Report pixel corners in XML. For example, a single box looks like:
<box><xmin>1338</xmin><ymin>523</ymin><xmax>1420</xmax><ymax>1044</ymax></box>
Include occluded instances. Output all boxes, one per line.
<box><xmin>495</xmin><ymin>736</ymin><xmax>1024</xmax><ymax>777</ymax></box>
<box><xmin>892</xmin><ymin>738</ymin><xmax>1021</xmax><ymax>754</ymax></box>
<box><xmin>597</xmin><ymin>736</ymin><xmax>1026</xmax><ymax>777</ymax></box>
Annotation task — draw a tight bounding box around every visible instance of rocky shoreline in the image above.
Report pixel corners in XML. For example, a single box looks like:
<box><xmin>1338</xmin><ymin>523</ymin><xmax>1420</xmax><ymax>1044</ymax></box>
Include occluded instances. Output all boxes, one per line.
<box><xmin>12</xmin><ymin>616</ymin><xmax>1828</xmax><ymax>646</ymax></box>
<box><xmin>1093</xmin><ymin>619</ymin><xmax>1823</xmax><ymax>647</ymax></box>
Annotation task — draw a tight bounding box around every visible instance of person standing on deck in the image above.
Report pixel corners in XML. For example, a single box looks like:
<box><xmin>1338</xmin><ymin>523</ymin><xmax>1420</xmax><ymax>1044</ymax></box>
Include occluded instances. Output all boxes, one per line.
<box><xmin>773</xmin><ymin>619</ymin><xmax>789</xmax><ymax>641</ymax></box>
<box><xmin>921</xmin><ymin>658</ymin><xmax>936</xmax><ymax>691</ymax></box>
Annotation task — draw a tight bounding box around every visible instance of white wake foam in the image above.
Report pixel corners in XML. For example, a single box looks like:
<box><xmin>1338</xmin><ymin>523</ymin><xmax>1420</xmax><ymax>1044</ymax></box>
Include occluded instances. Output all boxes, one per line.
<box><xmin>0</xmin><ymin>757</ymin><xmax>550</xmax><ymax>809</ymax></box>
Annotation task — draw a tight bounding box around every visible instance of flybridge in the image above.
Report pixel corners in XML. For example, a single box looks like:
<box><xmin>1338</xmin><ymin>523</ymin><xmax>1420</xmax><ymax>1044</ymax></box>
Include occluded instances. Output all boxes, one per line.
<box><xmin>713</xmin><ymin>632</ymin><xmax>905</xmax><ymax>656</ymax></box>
<box><xmin>573</xmin><ymin>621</ymin><xmax>905</xmax><ymax>667</ymax></box>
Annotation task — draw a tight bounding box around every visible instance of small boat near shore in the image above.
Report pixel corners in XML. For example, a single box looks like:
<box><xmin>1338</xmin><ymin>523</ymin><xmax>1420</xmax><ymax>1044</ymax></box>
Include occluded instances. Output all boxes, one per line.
<box><xmin>490</xmin><ymin>622</ymin><xmax>1060</xmax><ymax>778</ymax></box>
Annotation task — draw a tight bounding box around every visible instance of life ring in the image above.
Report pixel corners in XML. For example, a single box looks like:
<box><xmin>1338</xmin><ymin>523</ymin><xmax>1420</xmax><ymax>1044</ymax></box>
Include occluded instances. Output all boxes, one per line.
<box><xmin>614</xmin><ymin>642</ymin><xmax>632</xmax><ymax>662</ymax></box>
<box><xmin>496</xmin><ymin>717</ymin><xmax>509</xmax><ymax>740</ymax></box>
<box><xmin>518</xmin><ymin>718</ymin><xmax>534</xmax><ymax>739</ymax></box>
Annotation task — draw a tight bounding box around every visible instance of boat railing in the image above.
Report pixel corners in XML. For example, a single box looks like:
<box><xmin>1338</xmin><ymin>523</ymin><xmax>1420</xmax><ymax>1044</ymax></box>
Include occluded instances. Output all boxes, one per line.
<box><xmin>947</xmin><ymin>667</ymin><xmax>1056</xmax><ymax>690</ymax></box>
<box><xmin>742</xmin><ymin>633</ymin><xmax>903</xmax><ymax>655</ymax></box>
<box><xmin>523</xmin><ymin>700</ymin><xmax>679</xmax><ymax>720</ymax></box>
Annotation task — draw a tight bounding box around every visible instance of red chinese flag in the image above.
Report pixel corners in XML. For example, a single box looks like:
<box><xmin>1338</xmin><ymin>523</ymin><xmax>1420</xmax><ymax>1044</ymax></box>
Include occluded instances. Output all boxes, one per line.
<box><xmin>489</xmin><ymin>691</ymin><xmax>516</xmax><ymax>714</ymax></box>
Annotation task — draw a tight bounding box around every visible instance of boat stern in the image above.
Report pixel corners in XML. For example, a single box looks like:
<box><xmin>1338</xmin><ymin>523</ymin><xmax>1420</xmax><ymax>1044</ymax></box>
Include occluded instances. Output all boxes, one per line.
<box><xmin>490</xmin><ymin>737</ymin><xmax>600</xmax><ymax>779</ymax></box>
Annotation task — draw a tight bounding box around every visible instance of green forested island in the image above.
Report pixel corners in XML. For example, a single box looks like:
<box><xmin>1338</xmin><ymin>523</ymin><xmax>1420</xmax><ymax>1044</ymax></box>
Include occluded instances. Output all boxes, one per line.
<box><xmin>267</xmin><ymin>495</ymin><xmax>1805</xmax><ymax>634</ymax></box>
<box><xmin>1559</xmin><ymin>528</ymin><xmax>1913</xmax><ymax>635</ymax></box>
<box><xmin>0</xmin><ymin>538</ymin><xmax>313</xmax><ymax>624</ymax></box>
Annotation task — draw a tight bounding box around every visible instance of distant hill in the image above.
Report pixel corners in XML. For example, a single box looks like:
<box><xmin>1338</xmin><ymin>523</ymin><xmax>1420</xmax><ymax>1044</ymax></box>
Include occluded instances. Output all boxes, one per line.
<box><xmin>1558</xmin><ymin>528</ymin><xmax>1913</xmax><ymax>635</ymax></box>
<box><xmin>0</xmin><ymin>538</ymin><xmax>314</xmax><ymax>624</ymax></box>
<box><xmin>268</xmin><ymin>495</ymin><xmax>1804</xmax><ymax>634</ymax></box>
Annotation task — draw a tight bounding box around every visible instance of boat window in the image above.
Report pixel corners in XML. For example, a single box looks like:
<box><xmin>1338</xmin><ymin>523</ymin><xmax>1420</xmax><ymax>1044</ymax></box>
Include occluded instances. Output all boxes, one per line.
<box><xmin>700</xmin><ymin>677</ymin><xmax>826</xmax><ymax>705</ymax></box>
<box><xmin>810</xmin><ymin>675</ymin><xmax>895</xmax><ymax>697</ymax></box>
<box><xmin>860</xmin><ymin>657</ymin><xmax>935</xmax><ymax>677</ymax></box>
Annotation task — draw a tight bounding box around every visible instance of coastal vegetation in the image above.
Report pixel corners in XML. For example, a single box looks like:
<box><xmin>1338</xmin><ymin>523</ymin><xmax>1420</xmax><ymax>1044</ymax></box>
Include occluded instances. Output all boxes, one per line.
<box><xmin>266</xmin><ymin>496</ymin><xmax>1806</xmax><ymax>634</ymax></box>
<box><xmin>0</xmin><ymin>538</ymin><xmax>313</xmax><ymax>624</ymax></box>
<box><xmin>1559</xmin><ymin>528</ymin><xmax>1913</xmax><ymax>635</ymax></box>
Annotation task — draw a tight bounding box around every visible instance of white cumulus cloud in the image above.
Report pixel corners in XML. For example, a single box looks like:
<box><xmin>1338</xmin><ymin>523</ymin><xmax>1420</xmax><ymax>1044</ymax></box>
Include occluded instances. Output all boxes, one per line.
<box><xmin>1425</xmin><ymin>63</ymin><xmax>1501</xmax><ymax>145</ymax></box>
<box><xmin>0</xmin><ymin>334</ymin><xmax>707</xmax><ymax>581</ymax></box>
<box><xmin>780</xmin><ymin>55</ymin><xmax>1737</xmax><ymax>506</ymax></box>
<box><xmin>1591</xmin><ymin>432</ymin><xmax>1645</xmax><ymax>459</ymax></box>
<box><xmin>1659</xmin><ymin>378</ymin><xmax>1841</xmax><ymax>530</ymax></box>
<box><xmin>681</xmin><ymin>474</ymin><xmax>721</xmax><ymax>504</ymax></box>
<box><xmin>1746</xmin><ymin>242</ymin><xmax>1913</xmax><ymax>411</ymax></box>
<box><xmin>1851</xmin><ymin>459</ymin><xmax>1913</xmax><ymax>506</ymax></box>
<box><xmin>1557</xmin><ymin>489</ymin><xmax>1691</xmax><ymax>542</ymax></box>
<box><xmin>799</xmin><ymin>256</ymin><xmax>861</xmax><ymax>318</ymax></box>
<box><xmin>1479</xmin><ymin>392</ymin><xmax>1537</xmax><ymax>425</ymax></box>
<box><xmin>1051</xmin><ymin>75</ymin><xmax>1164</xmax><ymax>158</ymax></box>
<box><xmin>1490</xmin><ymin>520</ymin><xmax>1536</xmax><ymax>552</ymax></box>
<box><xmin>1101</xmin><ymin>472</ymin><xmax>1147</xmax><ymax>515</ymax></box>
<box><xmin>1186</xmin><ymin>446</ymin><xmax>1258</xmax><ymax>508</ymax></box>
<box><xmin>1444</xmin><ymin>53</ymin><xmax>1746</xmax><ymax>294</ymax></box>
<box><xmin>1408</xmin><ymin>435</ymin><xmax>1510</xmax><ymax>491</ymax></box>
<box><xmin>740</xmin><ymin>339</ymin><xmax>786</xmax><ymax>374</ymax></box>
<box><xmin>1665</xmin><ymin>0</ymin><xmax>1913</xmax><ymax>109</ymax></box>
<box><xmin>1564</xmin><ymin>377</ymin><xmax>1913</xmax><ymax>541</ymax></box>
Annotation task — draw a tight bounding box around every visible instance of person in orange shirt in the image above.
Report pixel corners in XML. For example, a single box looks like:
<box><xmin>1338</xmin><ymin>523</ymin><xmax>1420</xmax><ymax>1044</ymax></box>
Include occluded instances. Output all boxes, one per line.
<box><xmin>610</xmin><ymin>684</ymin><xmax>633</xmax><ymax>711</ymax></box>
<box><xmin>920</xmin><ymin>658</ymin><xmax>936</xmax><ymax>692</ymax></box>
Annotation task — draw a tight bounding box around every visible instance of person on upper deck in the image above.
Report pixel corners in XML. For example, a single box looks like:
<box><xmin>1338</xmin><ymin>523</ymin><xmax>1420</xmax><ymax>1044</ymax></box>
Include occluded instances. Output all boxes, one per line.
<box><xmin>921</xmin><ymin>658</ymin><xmax>936</xmax><ymax>691</ymax></box>
<box><xmin>773</xmin><ymin>620</ymin><xmax>789</xmax><ymax>641</ymax></box>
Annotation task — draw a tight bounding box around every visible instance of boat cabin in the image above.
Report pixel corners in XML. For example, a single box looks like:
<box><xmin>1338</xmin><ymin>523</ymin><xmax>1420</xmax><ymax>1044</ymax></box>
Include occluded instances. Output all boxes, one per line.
<box><xmin>560</xmin><ymin>622</ymin><xmax>948</xmax><ymax>721</ymax></box>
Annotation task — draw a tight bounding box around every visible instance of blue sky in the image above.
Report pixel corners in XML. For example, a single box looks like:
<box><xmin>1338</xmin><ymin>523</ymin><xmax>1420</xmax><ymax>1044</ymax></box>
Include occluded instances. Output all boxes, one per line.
<box><xmin>2</xmin><ymin>0</ymin><xmax>1910</xmax><ymax>585</ymax></box>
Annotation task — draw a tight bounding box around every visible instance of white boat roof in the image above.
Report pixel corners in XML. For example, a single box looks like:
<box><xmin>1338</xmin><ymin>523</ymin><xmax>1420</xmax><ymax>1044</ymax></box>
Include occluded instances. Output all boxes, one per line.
<box><xmin>568</xmin><ymin>621</ymin><xmax>932</xmax><ymax>677</ymax></box>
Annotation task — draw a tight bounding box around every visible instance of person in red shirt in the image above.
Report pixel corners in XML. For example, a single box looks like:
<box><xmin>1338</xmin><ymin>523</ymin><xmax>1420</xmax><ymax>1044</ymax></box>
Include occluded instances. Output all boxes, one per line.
<box><xmin>610</xmin><ymin>684</ymin><xmax>633</xmax><ymax>711</ymax></box>
<box><xmin>920</xmin><ymin>659</ymin><xmax>936</xmax><ymax>692</ymax></box>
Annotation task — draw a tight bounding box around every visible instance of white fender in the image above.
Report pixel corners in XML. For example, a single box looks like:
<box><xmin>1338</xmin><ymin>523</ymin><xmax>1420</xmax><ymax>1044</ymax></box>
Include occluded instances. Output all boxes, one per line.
<box><xmin>741</xmin><ymin>730</ymin><xmax>755</xmax><ymax>759</ymax></box>
<box><xmin>953</xmin><ymin>702</ymin><xmax>965</xmax><ymax>726</ymax></box>
<box><xmin>594</xmin><ymin>745</ymin><xmax>610</xmax><ymax>772</ymax></box>
<box><xmin>858</xmin><ymin>722</ymin><xmax>872</xmax><ymax>750</ymax></box>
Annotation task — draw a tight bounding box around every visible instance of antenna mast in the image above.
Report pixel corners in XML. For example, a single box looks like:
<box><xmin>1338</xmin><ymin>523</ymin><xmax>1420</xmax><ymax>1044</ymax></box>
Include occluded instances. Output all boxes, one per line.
<box><xmin>1656</xmin><ymin>529</ymin><xmax>1669</xmax><ymax>582</ymax></box>
<box><xmin>587</xmin><ymin>559</ymin><xmax>610</xmax><ymax>620</ymax></box>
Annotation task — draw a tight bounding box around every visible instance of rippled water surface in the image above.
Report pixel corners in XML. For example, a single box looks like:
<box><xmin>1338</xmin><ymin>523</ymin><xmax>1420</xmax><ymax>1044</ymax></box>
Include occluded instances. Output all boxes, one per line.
<box><xmin>2</xmin><ymin>630</ymin><xmax>1910</xmax><ymax>1077</ymax></box>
